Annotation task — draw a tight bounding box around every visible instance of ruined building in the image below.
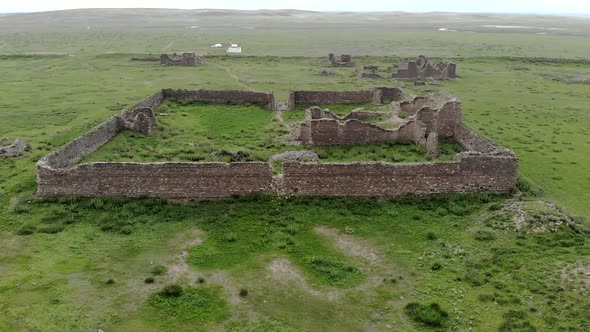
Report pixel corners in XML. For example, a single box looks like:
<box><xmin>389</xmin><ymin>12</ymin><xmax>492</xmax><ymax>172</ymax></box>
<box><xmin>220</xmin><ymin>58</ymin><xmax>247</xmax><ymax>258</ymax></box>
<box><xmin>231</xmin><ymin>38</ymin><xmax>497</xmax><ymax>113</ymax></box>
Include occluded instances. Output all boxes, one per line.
<box><xmin>328</xmin><ymin>53</ymin><xmax>354</xmax><ymax>67</ymax></box>
<box><xmin>160</xmin><ymin>52</ymin><xmax>202</xmax><ymax>66</ymax></box>
<box><xmin>36</xmin><ymin>88</ymin><xmax>517</xmax><ymax>199</ymax></box>
<box><xmin>392</xmin><ymin>55</ymin><xmax>456</xmax><ymax>79</ymax></box>
<box><xmin>358</xmin><ymin>65</ymin><xmax>382</xmax><ymax>79</ymax></box>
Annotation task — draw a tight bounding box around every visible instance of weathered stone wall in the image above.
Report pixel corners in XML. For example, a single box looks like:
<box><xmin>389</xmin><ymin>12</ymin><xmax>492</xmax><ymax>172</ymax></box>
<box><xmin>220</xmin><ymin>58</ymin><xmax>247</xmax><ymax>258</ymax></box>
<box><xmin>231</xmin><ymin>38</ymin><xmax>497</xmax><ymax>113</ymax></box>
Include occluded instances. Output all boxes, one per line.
<box><xmin>300</xmin><ymin>96</ymin><xmax>461</xmax><ymax>147</ymax></box>
<box><xmin>40</xmin><ymin>117</ymin><xmax>124</xmax><ymax>169</ymax></box>
<box><xmin>300</xmin><ymin>119</ymin><xmax>397</xmax><ymax>146</ymax></box>
<box><xmin>289</xmin><ymin>90</ymin><xmax>375</xmax><ymax>109</ymax></box>
<box><xmin>393</xmin><ymin>56</ymin><xmax>456</xmax><ymax>79</ymax></box>
<box><xmin>163</xmin><ymin>89</ymin><xmax>275</xmax><ymax>111</ymax></box>
<box><xmin>130</xmin><ymin>90</ymin><xmax>165</xmax><ymax>110</ymax></box>
<box><xmin>454</xmin><ymin>124</ymin><xmax>497</xmax><ymax>153</ymax></box>
<box><xmin>37</xmin><ymin>87</ymin><xmax>518</xmax><ymax>199</ymax></box>
<box><xmin>280</xmin><ymin>152</ymin><xmax>518</xmax><ymax>197</ymax></box>
<box><xmin>328</xmin><ymin>53</ymin><xmax>354</xmax><ymax>66</ymax></box>
<box><xmin>160</xmin><ymin>53</ymin><xmax>201</xmax><ymax>66</ymax></box>
<box><xmin>37</xmin><ymin>162</ymin><xmax>273</xmax><ymax>198</ymax></box>
<box><xmin>288</xmin><ymin>88</ymin><xmax>406</xmax><ymax>110</ymax></box>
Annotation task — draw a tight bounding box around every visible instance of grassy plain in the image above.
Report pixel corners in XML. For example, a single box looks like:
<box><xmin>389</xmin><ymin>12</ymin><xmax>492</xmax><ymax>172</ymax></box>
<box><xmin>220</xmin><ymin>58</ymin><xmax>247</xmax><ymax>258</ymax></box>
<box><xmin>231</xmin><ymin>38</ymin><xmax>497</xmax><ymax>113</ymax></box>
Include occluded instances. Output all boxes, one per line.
<box><xmin>1</xmin><ymin>9</ymin><xmax>590</xmax><ymax>332</ymax></box>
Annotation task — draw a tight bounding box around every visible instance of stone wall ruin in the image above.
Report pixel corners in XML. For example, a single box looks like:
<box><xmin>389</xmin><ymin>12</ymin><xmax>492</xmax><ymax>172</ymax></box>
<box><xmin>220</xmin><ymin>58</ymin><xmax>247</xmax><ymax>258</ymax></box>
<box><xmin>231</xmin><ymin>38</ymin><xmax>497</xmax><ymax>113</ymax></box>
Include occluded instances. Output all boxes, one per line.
<box><xmin>160</xmin><ymin>52</ymin><xmax>202</xmax><ymax>66</ymax></box>
<box><xmin>37</xmin><ymin>87</ymin><xmax>517</xmax><ymax>199</ymax></box>
<box><xmin>328</xmin><ymin>53</ymin><xmax>354</xmax><ymax>67</ymax></box>
<box><xmin>287</xmin><ymin>87</ymin><xmax>405</xmax><ymax>110</ymax></box>
<box><xmin>393</xmin><ymin>55</ymin><xmax>456</xmax><ymax>80</ymax></box>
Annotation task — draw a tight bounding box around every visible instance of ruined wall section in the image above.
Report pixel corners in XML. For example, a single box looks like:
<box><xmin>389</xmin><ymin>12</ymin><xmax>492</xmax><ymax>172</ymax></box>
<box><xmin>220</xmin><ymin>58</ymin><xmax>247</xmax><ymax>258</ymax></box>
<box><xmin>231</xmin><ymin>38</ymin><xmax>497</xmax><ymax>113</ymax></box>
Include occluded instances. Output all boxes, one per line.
<box><xmin>454</xmin><ymin>124</ymin><xmax>497</xmax><ymax>153</ymax></box>
<box><xmin>160</xmin><ymin>53</ymin><xmax>201</xmax><ymax>66</ymax></box>
<box><xmin>37</xmin><ymin>162</ymin><xmax>273</xmax><ymax>198</ymax></box>
<box><xmin>281</xmin><ymin>152</ymin><xmax>518</xmax><ymax>197</ymax></box>
<box><xmin>164</xmin><ymin>89</ymin><xmax>275</xmax><ymax>111</ymax></box>
<box><xmin>288</xmin><ymin>88</ymin><xmax>405</xmax><ymax>110</ymax></box>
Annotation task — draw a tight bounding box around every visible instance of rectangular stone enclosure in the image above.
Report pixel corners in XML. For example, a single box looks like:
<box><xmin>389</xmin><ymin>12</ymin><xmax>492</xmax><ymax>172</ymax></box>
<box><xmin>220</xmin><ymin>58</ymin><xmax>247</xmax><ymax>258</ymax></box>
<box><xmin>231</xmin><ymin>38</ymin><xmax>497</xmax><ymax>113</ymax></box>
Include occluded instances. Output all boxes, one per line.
<box><xmin>36</xmin><ymin>88</ymin><xmax>518</xmax><ymax>199</ymax></box>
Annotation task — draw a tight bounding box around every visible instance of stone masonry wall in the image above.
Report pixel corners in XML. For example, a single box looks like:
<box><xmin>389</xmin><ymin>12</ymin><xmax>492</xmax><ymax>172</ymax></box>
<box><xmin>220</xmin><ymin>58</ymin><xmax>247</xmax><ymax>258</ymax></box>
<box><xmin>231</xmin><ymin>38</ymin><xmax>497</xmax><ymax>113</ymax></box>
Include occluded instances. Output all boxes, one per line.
<box><xmin>280</xmin><ymin>152</ymin><xmax>518</xmax><ymax>197</ymax></box>
<box><xmin>37</xmin><ymin>162</ymin><xmax>273</xmax><ymax>198</ymax></box>
<box><xmin>164</xmin><ymin>89</ymin><xmax>275</xmax><ymax>111</ymax></box>
<box><xmin>289</xmin><ymin>90</ymin><xmax>375</xmax><ymax>110</ymax></box>
<box><xmin>288</xmin><ymin>88</ymin><xmax>406</xmax><ymax>110</ymax></box>
<box><xmin>37</xmin><ymin>88</ymin><xmax>518</xmax><ymax>199</ymax></box>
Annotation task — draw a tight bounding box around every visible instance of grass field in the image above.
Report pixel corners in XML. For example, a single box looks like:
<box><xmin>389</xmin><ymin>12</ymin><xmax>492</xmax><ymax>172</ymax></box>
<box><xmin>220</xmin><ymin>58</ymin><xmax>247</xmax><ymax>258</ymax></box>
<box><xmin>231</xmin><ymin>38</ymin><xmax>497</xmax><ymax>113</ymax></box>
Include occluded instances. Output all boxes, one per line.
<box><xmin>81</xmin><ymin>100</ymin><xmax>462</xmax><ymax>165</ymax></box>
<box><xmin>1</xmin><ymin>9</ymin><xmax>590</xmax><ymax>332</ymax></box>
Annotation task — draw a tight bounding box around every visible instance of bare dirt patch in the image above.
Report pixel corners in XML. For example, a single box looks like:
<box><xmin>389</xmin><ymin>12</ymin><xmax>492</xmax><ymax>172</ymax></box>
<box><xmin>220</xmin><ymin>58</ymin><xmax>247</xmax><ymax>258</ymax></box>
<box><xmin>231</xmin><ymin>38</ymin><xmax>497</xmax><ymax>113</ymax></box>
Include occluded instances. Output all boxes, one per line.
<box><xmin>560</xmin><ymin>260</ymin><xmax>590</xmax><ymax>296</ymax></box>
<box><xmin>314</xmin><ymin>226</ymin><xmax>382</xmax><ymax>266</ymax></box>
<box><xmin>266</xmin><ymin>258</ymin><xmax>341</xmax><ymax>301</ymax></box>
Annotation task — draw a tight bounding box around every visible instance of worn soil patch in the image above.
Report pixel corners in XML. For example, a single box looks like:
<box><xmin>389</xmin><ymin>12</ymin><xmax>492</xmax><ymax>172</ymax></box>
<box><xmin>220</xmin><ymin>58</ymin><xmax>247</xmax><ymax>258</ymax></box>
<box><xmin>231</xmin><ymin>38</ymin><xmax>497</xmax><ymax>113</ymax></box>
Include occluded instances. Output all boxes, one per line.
<box><xmin>266</xmin><ymin>258</ymin><xmax>341</xmax><ymax>301</ymax></box>
<box><xmin>314</xmin><ymin>226</ymin><xmax>382</xmax><ymax>266</ymax></box>
<box><xmin>560</xmin><ymin>260</ymin><xmax>590</xmax><ymax>296</ymax></box>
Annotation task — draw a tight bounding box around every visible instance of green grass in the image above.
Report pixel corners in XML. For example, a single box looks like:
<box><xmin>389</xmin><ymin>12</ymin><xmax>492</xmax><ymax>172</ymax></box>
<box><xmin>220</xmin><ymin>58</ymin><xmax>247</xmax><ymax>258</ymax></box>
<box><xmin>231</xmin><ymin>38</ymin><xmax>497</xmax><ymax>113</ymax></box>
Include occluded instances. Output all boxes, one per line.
<box><xmin>81</xmin><ymin>100</ymin><xmax>462</xmax><ymax>165</ymax></box>
<box><xmin>1</xmin><ymin>21</ymin><xmax>590</xmax><ymax>330</ymax></box>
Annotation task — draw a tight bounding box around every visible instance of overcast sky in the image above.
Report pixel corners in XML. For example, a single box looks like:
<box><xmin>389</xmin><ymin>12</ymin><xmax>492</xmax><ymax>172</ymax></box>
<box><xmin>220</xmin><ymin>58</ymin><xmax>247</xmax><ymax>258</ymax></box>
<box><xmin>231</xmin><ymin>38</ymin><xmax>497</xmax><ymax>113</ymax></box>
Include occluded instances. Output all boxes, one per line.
<box><xmin>2</xmin><ymin>0</ymin><xmax>590</xmax><ymax>14</ymax></box>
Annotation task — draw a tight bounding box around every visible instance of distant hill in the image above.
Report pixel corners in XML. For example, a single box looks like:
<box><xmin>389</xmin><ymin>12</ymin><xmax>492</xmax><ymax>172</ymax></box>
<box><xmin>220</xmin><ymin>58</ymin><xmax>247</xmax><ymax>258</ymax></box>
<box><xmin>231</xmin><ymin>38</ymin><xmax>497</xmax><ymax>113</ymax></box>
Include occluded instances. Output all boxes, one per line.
<box><xmin>0</xmin><ymin>8</ymin><xmax>588</xmax><ymax>36</ymax></box>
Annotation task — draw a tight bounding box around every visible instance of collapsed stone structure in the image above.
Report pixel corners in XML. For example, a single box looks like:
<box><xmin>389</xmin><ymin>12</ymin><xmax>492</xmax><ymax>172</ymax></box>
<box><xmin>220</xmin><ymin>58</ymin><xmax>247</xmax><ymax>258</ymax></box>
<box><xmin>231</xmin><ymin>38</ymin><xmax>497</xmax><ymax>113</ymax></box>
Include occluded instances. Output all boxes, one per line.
<box><xmin>36</xmin><ymin>88</ymin><xmax>517</xmax><ymax>199</ymax></box>
<box><xmin>358</xmin><ymin>65</ymin><xmax>382</xmax><ymax>79</ymax></box>
<box><xmin>160</xmin><ymin>52</ymin><xmax>202</xmax><ymax>66</ymax></box>
<box><xmin>392</xmin><ymin>55</ymin><xmax>456</xmax><ymax>79</ymax></box>
<box><xmin>328</xmin><ymin>53</ymin><xmax>354</xmax><ymax>67</ymax></box>
<box><xmin>0</xmin><ymin>138</ymin><xmax>27</xmax><ymax>157</ymax></box>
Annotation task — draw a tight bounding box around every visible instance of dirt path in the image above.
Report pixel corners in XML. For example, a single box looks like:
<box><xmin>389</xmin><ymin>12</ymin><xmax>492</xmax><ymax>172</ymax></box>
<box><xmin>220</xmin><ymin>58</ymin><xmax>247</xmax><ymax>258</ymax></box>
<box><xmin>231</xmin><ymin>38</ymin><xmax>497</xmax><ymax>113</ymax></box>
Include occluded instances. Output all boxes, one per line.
<box><xmin>162</xmin><ymin>42</ymin><xmax>174</xmax><ymax>51</ymax></box>
<box><xmin>209</xmin><ymin>63</ymin><xmax>252</xmax><ymax>90</ymax></box>
<box><xmin>274</xmin><ymin>111</ymin><xmax>291</xmax><ymax>130</ymax></box>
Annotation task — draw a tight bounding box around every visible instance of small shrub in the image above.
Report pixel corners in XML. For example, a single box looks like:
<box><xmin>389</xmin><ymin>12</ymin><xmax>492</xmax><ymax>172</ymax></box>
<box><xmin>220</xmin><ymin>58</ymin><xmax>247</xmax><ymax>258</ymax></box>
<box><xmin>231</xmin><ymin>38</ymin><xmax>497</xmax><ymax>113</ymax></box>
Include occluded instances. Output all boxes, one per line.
<box><xmin>475</xmin><ymin>230</ymin><xmax>496</xmax><ymax>241</ymax></box>
<box><xmin>38</xmin><ymin>223</ymin><xmax>65</xmax><ymax>234</ymax></box>
<box><xmin>16</xmin><ymin>224</ymin><xmax>36</xmax><ymax>235</ymax></box>
<box><xmin>431</xmin><ymin>262</ymin><xmax>443</xmax><ymax>271</ymax></box>
<box><xmin>224</xmin><ymin>232</ymin><xmax>238</xmax><ymax>242</ymax></box>
<box><xmin>159</xmin><ymin>284</ymin><xmax>183</xmax><ymax>297</ymax></box>
<box><xmin>478</xmin><ymin>293</ymin><xmax>496</xmax><ymax>302</ymax></box>
<box><xmin>405</xmin><ymin>302</ymin><xmax>449</xmax><ymax>327</ymax></box>
<box><xmin>144</xmin><ymin>277</ymin><xmax>155</xmax><ymax>284</ymax></box>
<box><xmin>435</xmin><ymin>207</ymin><xmax>448</xmax><ymax>216</ymax></box>
<box><xmin>151</xmin><ymin>265</ymin><xmax>168</xmax><ymax>276</ymax></box>
<box><xmin>239</xmin><ymin>288</ymin><xmax>248</xmax><ymax>297</ymax></box>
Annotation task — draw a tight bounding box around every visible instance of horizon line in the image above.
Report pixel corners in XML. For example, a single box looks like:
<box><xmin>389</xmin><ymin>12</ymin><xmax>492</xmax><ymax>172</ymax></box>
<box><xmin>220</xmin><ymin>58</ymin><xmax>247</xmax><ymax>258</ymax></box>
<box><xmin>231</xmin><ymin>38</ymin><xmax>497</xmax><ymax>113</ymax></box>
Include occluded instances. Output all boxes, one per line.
<box><xmin>0</xmin><ymin>8</ymin><xmax>589</xmax><ymax>16</ymax></box>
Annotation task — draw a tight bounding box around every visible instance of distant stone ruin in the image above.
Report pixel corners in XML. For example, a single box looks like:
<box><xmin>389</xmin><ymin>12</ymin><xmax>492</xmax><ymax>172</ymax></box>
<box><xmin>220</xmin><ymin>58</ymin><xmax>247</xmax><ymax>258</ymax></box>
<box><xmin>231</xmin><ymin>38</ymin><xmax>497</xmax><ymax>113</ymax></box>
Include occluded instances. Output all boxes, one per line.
<box><xmin>36</xmin><ymin>87</ymin><xmax>517</xmax><ymax>199</ymax></box>
<box><xmin>160</xmin><ymin>52</ymin><xmax>202</xmax><ymax>66</ymax></box>
<box><xmin>358</xmin><ymin>65</ymin><xmax>382</xmax><ymax>79</ymax></box>
<box><xmin>0</xmin><ymin>138</ymin><xmax>27</xmax><ymax>157</ymax></box>
<box><xmin>129</xmin><ymin>57</ymin><xmax>159</xmax><ymax>62</ymax></box>
<box><xmin>392</xmin><ymin>55</ymin><xmax>456</xmax><ymax>80</ymax></box>
<box><xmin>328</xmin><ymin>53</ymin><xmax>354</xmax><ymax>67</ymax></box>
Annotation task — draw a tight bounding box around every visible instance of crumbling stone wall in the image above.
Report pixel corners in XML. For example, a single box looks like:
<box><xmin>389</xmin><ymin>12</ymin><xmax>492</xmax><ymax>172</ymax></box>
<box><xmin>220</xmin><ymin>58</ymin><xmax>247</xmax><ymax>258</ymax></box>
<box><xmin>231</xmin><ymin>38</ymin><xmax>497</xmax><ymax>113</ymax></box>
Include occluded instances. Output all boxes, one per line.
<box><xmin>300</xmin><ymin>94</ymin><xmax>462</xmax><ymax>147</ymax></box>
<box><xmin>38</xmin><ymin>162</ymin><xmax>273</xmax><ymax>198</ymax></box>
<box><xmin>37</xmin><ymin>88</ymin><xmax>518</xmax><ymax>199</ymax></box>
<box><xmin>393</xmin><ymin>56</ymin><xmax>456</xmax><ymax>79</ymax></box>
<box><xmin>288</xmin><ymin>88</ymin><xmax>405</xmax><ymax>110</ymax></box>
<box><xmin>454</xmin><ymin>124</ymin><xmax>497</xmax><ymax>153</ymax></box>
<box><xmin>164</xmin><ymin>89</ymin><xmax>275</xmax><ymax>111</ymax></box>
<box><xmin>359</xmin><ymin>65</ymin><xmax>382</xmax><ymax>79</ymax></box>
<box><xmin>160</xmin><ymin>52</ymin><xmax>201</xmax><ymax>66</ymax></box>
<box><xmin>280</xmin><ymin>151</ymin><xmax>517</xmax><ymax>197</ymax></box>
<box><xmin>0</xmin><ymin>138</ymin><xmax>26</xmax><ymax>157</ymax></box>
<box><xmin>328</xmin><ymin>53</ymin><xmax>354</xmax><ymax>67</ymax></box>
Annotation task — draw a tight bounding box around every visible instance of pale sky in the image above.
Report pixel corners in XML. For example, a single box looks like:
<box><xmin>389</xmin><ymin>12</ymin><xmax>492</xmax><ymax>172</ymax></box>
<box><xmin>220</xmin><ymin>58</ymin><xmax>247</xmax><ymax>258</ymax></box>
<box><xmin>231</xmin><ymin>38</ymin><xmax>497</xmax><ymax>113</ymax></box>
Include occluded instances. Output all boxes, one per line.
<box><xmin>2</xmin><ymin>0</ymin><xmax>590</xmax><ymax>14</ymax></box>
